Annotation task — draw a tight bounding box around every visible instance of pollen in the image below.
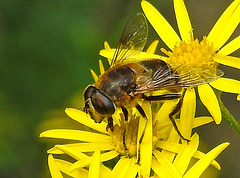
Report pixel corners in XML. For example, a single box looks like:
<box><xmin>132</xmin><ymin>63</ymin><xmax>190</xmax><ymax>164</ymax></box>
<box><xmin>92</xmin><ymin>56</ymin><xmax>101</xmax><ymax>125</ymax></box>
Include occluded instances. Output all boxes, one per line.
<box><xmin>162</xmin><ymin>36</ymin><xmax>218</xmax><ymax>68</ymax></box>
<box><xmin>109</xmin><ymin>117</ymin><xmax>139</xmax><ymax>157</ymax></box>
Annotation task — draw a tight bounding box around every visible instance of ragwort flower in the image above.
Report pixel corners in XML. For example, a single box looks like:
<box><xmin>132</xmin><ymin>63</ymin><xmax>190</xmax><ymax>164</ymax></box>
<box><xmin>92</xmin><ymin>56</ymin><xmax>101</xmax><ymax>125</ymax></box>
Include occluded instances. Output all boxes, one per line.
<box><xmin>40</xmin><ymin>41</ymin><xmax>229</xmax><ymax>177</ymax></box>
<box><xmin>40</xmin><ymin>102</ymin><xmax>229</xmax><ymax>178</ymax></box>
<box><xmin>140</xmin><ymin>0</ymin><xmax>240</xmax><ymax>131</ymax></box>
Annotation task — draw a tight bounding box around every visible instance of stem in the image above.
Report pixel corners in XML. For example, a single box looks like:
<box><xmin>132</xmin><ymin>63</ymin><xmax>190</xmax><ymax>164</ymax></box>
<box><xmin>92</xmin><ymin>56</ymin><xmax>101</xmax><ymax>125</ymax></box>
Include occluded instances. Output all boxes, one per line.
<box><xmin>215</xmin><ymin>89</ymin><xmax>240</xmax><ymax>136</ymax></box>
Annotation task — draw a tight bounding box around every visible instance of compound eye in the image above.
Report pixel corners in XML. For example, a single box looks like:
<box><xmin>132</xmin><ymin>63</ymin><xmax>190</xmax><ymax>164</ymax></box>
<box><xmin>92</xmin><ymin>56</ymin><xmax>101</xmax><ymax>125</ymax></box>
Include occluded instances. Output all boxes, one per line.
<box><xmin>83</xmin><ymin>86</ymin><xmax>96</xmax><ymax>100</ymax></box>
<box><xmin>91</xmin><ymin>92</ymin><xmax>115</xmax><ymax>115</ymax></box>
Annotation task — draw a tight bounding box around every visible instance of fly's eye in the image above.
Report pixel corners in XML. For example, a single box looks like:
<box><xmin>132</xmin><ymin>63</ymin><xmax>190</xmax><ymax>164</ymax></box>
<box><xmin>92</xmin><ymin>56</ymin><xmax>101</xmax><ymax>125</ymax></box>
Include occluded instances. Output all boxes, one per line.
<box><xmin>84</xmin><ymin>85</ymin><xmax>96</xmax><ymax>100</ymax></box>
<box><xmin>91</xmin><ymin>92</ymin><xmax>115</xmax><ymax>115</ymax></box>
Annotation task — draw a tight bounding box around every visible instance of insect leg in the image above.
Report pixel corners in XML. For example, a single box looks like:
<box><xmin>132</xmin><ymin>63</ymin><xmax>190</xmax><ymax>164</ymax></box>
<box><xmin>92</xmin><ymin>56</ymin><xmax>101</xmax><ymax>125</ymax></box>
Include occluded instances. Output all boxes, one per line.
<box><xmin>121</xmin><ymin>107</ymin><xmax>128</xmax><ymax>122</ymax></box>
<box><xmin>169</xmin><ymin>98</ymin><xmax>190</xmax><ymax>142</ymax></box>
<box><xmin>142</xmin><ymin>93</ymin><xmax>182</xmax><ymax>101</ymax></box>
<box><xmin>107</xmin><ymin>116</ymin><xmax>114</xmax><ymax>132</ymax></box>
<box><xmin>143</xmin><ymin>93</ymin><xmax>189</xmax><ymax>141</ymax></box>
<box><xmin>135</xmin><ymin>104</ymin><xmax>148</xmax><ymax>164</ymax></box>
<box><xmin>136</xmin><ymin>104</ymin><xmax>148</xmax><ymax>119</ymax></box>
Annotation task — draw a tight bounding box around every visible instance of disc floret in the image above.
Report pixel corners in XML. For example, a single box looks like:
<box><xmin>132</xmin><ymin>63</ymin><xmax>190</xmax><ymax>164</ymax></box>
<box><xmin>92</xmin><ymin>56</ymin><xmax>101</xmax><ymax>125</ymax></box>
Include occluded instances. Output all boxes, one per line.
<box><xmin>162</xmin><ymin>36</ymin><xmax>218</xmax><ymax>68</ymax></box>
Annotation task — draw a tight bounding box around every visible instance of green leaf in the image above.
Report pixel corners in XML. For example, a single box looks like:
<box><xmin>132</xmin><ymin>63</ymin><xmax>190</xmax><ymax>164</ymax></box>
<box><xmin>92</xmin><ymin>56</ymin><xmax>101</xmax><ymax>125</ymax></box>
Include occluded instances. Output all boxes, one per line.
<box><xmin>214</xmin><ymin>89</ymin><xmax>240</xmax><ymax>136</ymax></box>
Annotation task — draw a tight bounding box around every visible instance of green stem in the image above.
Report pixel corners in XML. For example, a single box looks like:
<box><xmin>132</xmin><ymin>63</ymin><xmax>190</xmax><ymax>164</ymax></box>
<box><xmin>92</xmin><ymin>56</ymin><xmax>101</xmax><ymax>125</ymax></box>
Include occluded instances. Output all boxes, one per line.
<box><xmin>215</xmin><ymin>90</ymin><xmax>240</xmax><ymax>136</ymax></box>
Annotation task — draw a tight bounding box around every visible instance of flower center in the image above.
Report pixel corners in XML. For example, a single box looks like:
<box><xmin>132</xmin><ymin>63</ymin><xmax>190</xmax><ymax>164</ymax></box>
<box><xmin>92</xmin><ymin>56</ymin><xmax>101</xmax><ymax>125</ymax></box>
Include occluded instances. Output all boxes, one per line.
<box><xmin>161</xmin><ymin>36</ymin><xmax>218</xmax><ymax>68</ymax></box>
<box><xmin>108</xmin><ymin>117</ymin><xmax>139</xmax><ymax>157</ymax></box>
<box><xmin>108</xmin><ymin>114</ymin><xmax>162</xmax><ymax>157</ymax></box>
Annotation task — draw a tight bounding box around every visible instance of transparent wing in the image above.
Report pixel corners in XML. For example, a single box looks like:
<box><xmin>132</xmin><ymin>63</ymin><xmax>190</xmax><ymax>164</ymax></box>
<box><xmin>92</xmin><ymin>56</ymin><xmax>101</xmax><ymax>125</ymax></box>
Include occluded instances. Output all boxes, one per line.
<box><xmin>135</xmin><ymin>60</ymin><xmax>224</xmax><ymax>93</ymax></box>
<box><xmin>173</xmin><ymin>65</ymin><xmax>224</xmax><ymax>87</ymax></box>
<box><xmin>111</xmin><ymin>13</ymin><xmax>148</xmax><ymax>67</ymax></box>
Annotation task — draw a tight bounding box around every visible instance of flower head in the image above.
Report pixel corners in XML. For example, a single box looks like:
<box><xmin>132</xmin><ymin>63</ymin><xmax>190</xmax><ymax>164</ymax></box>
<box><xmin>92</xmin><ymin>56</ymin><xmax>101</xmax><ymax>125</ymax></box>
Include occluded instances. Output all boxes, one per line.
<box><xmin>40</xmin><ymin>103</ymin><xmax>229</xmax><ymax>178</ymax></box>
<box><xmin>138</xmin><ymin>0</ymin><xmax>240</xmax><ymax>132</ymax></box>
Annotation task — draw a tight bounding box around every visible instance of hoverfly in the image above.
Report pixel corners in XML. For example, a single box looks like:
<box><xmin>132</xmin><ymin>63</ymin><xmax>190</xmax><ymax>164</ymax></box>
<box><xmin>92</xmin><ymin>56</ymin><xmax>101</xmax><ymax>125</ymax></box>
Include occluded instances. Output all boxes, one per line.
<box><xmin>83</xmin><ymin>13</ymin><xmax>223</xmax><ymax>140</ymax></box>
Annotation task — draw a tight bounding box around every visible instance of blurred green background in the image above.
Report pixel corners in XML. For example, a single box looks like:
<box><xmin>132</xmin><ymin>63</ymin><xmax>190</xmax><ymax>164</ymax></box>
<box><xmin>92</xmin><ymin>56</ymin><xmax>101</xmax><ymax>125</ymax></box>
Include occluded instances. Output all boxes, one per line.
<box><xmin>0</xmin><ymin>0</ymin><xmax>239</xmax><ymax>177</ymax></box>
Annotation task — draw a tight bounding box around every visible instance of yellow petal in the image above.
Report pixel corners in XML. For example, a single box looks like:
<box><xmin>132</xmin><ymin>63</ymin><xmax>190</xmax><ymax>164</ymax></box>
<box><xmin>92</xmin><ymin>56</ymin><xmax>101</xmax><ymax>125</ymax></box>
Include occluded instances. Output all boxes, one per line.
<box><xmin>47</xmin><ymin>147</ymin><xmax>64</xmax><ymax>154</ymax></box>
<box><xmin>54</xmin><ymin>159</ymin><xmax>88</xmax><ymax>178</ymax></box>
<box><xmin>70</xmin><ymin>157</ymin><xmax>92</xmax><ymax>171</ymax></box>
<box><xmin>70</xmin><ymin>150</ymin><xmax>119</xmax><ymax>171</ymax></box>
<box><xmin>218</xmin><ymin>35</ymin><xmax>240</xmax><ymax>55</ymax></box>
<box><xmin>65</xmin><ymin>108</ymin><xmax>108</xmax><ymax>134</ymax></box>
<box><xmin>198</xmin><ymin>84</ymin><xmax>221</xmax><ymax>124</ymax></box>
<box><xmin>99</xmin><ymin>49</ymin><xmax>114</xmax><ymax>60</ymax></box>
<box><xmin>156</xmin><ymin>141</ymin><xmax>183</xmax><ymax>154</ymax></box>
<box><xmin>48</xmin><ymin>154</ymin><xmax>63</xmax><ymax>178</ymax></box>
<box><xmin>134</xmin><ymin>51</ymin><xmax>167</xmax><ymax>60</ymax></box>
<box><xmin>193</xmin><ymin>151</ymin><xmax>221</xmax><ymax>170</ymax></box>
<box><xmin>180</xmin><ymin>88</ymin><xmax>196</xmax><ymax>139</ymax></box>
<box><xmin>160</xmin><ymin>99</ymin><xmax>184</xmax><ymax>144</ymax></box>
<box><xmin>153</xmin><ymin>150</ymin><xmax>182</xmax><ymax>178</ymax></box>
<box><xmin>174</xmin><ymin>116</ymin><xmax>213</xmax><ymax>130</ymax></box>
<box><xmin>146</xmin><ymin>40</ymin><xmax>159</xmax><ymax>54</ymax></box>
<box><xmin>210</xmin><ymin>77</ymin><xmax>240</xmax><ymax>94</ymax></box>
<box><xmin>151</xmin><ymin>158</ymin><xmax>168</xmax><ymax>177</ymax></box>
<box><xmin>55</xmin><ymin>145</ymin><xmax>88</xmax><ymax>160</ymax></box>
<box><xmin>155</xmin><ymin>121</ymin><xmax>172</xmax><ymax>140</ymax></box>
<box><xmin>112</xmin><ymin>157</ymin><xmax>133</xmax><ymax>177</ymax></box>
<box><xmin>99</xmin><ymin>164</ymin><xmax>112</xmax><ymax>177</ymax></box>
<box><xmin>183</xmin><ymin>142</ymin><xmax>230</xmax><ymax>178</ymax></box>
<box><xmin>163</xmin><ymin>126</ymin><xmax>181</xmax><ymax>161</ymax></box>
<box><xmin>50</xmin><ymin>142</ymin><xmax>114</xmax><ymax>154</ymax></box>
<box><xmin>139</xmin><ymin>101</ymin><xmax>152</xmax><ymax>177</ymax></box>
<box><xmin>141</xmin><ymin>0</ymin><xmax>180</xmax><ymax>50</ymax></box>
<box><xmin>208</xmin><ymin>0</ymin><xmax>240</xmax><ymax>49</ymax></box>
<box><xmin>89</xmin><ymin>149</ymin><xmax>101</xmax><ymax>178</ymax></box>
<box><xmin>192</xmin><ymin>117</ymin><xmax>214</xmax><ymax>128</ymax></box>
<box><xmin>104</xmin><ymin>41</ymin><xmax>110</xmax><ymax>50</ymax></box>
<box><xmin>90</xmin><ymin>69</ymin><xmax>98</xmax><ymax>82</ymax></box>
<box><xmin>173</xmin><ymin>134</ymin><xmax>199</xmax><ymax>175</ymax></box>
<box><xmin>40</xmin><ymin>129</ymin><xmax>112</xmax><ymax>142</ymax></box>
<box><xmin>99</xmin><ymin>60</ymin><xmax>105</xmax><ymax>75</ymax></box>
<box><xmin>173</xmin><ymin>0</ymin><xmax>193</xmax><ymax>41</ymax></box>
<box><xmin>156</xmin><ymin>140</ymin><xmax>220</xmax><ymax>170</ymax></box>
<box><xmin>155</xmin><ymin>100</ymin><xmax>179</xmax><ymax>123</ymax></box>
<box><xmin>99</xmin><ymin>49</ymin><xmax>165</xmax><ymax>61</ymax></box>
<box><xmin>103</xmin><ymin>41</ymin><xmax>112</xmax><ymax>65</ymax></box>
<box><xmin>214</xmin><ymin>55</ymin><xmax>240</xmax><ymax>69</ymax></box>
<box><xmin>237</xmin><ymin>94</ymin><xmax>240</xmax><ymax>101</ymax></box>
<box><xmin>125</xmin><ymin>158</ymin><xmax>138</xmax><ymax>177</ymax></box>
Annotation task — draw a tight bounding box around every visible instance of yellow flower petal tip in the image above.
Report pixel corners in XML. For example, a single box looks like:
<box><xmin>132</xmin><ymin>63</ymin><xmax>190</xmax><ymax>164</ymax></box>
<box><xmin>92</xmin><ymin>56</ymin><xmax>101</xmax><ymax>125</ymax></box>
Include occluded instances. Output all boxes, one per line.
<box><xmin>48</xmin><ymin>154</ymin><xmax>63</xmax><ymax>178</ymax></box>
<box><xmin>184</xmin><ymin>142</ymin><xmax>230</xmax><ymax>178</ymax></box>
<box><xmin>99</xmin><ymin>59</ymin><xmax>105</xmax><ymax>75</ymax></box>
<box><xmin>39</xmin><ymin>131</ymin><xmax>48</xmax><ymax>138</ymax></box>
<box><xmin>104</xmin><ymin>41</ymin><xmax>110</xmax><ymax>49</ymax></box>
<box><xmin>65</xmin><ymin>107</ymin><xmax>76</xmax><ymax>115</ymax></box>
<box><xmin>90</xmin><ymin>69</ymin><xmax>99</xmax><ymax>82</ymax></box>
<box><xmin>198</xmin><ymin>84</ymin><xmax>222</xmax><ymax>125</ymax></box>
<box><xmin>237</xmin><ymin>94</ymin><xmax>240</xmax><ymax>101</ymax></box>
<box><xmin>146</xmin><ymin>40</ymin><xmax>159</xmax><ymax>54</ymax></box>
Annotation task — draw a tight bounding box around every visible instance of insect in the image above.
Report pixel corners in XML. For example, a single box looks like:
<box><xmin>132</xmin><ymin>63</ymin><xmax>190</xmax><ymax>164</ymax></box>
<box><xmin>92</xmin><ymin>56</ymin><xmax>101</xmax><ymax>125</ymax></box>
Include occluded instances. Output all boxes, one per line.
<box><xmin>83</xmin><ymin>13</ymin><xmax>223</xmax><ymax>141</ymax></box>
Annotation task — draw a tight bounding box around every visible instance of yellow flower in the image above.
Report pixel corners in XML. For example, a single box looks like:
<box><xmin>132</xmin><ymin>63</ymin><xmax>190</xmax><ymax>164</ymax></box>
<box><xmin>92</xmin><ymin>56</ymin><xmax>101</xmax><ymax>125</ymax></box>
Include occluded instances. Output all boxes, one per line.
<box><xmin>40</xmin><ymin>101</ymin><xmax>229</xmax><ymax>178</ymax></box>
<box><xmin>138</xmin><ymin>0</ymin><xmax>240</xmax><ymax>132</ymax></box>
<box><xmin>40</xmin><ymin>41</ymin><xmax>229</xmax><ymax>177</ymax></box>
<box><xmin>100</xmin><ymin>1</ymin><xmax>240</xmax><ymax>139</ymax></box>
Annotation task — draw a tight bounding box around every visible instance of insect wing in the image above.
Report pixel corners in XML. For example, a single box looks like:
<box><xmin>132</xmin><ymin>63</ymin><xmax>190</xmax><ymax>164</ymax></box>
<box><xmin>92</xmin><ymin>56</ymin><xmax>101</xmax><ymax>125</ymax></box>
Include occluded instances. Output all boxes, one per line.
<box><xmin>135</xmin><ymin>59</ymin><xmax>179</xmax><ymax>93</ymax></box>
<box><xmin>111</xmin><ymin>13</ymin><xmax>148</xmax><ymax>67</ymax></box>
<box><xmin>135</xmin><ymin>60</ymin><xmax>224</xmax><ymax>93</ymax></box>
<box><xmin>174</xmin><ymin>65</ymin><xmax>224</xmax><ymax>87</ymax></box>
